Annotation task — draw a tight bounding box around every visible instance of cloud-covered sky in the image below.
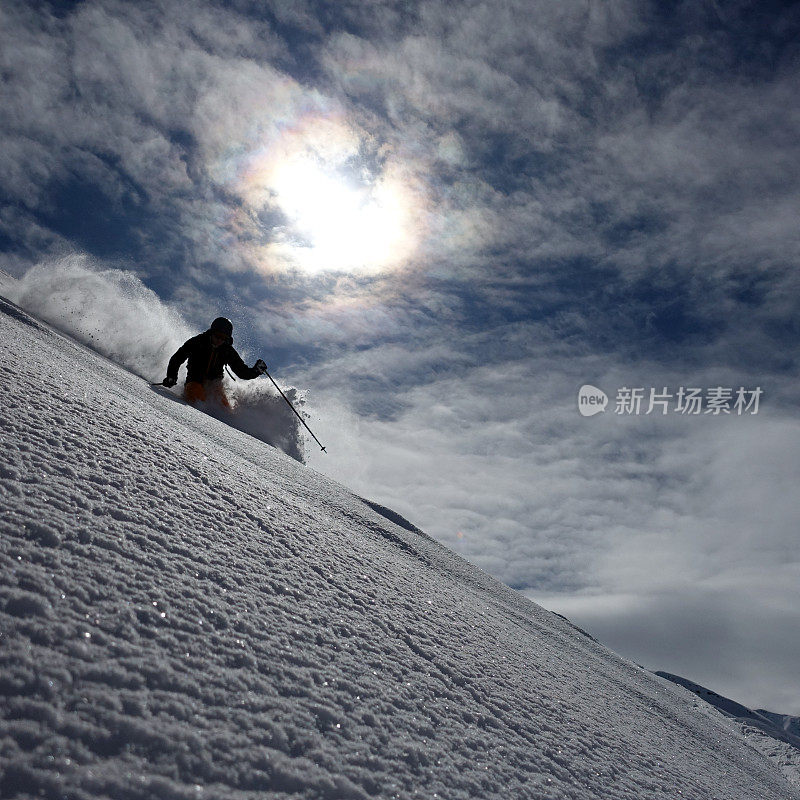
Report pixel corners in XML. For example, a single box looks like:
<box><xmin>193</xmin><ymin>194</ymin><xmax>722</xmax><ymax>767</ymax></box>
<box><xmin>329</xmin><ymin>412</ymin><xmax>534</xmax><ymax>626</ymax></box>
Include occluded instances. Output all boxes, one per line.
<box><xmin>2</xmin><ymin>0</ymin><xmax>799</xmax><ymax>711</ymax></box>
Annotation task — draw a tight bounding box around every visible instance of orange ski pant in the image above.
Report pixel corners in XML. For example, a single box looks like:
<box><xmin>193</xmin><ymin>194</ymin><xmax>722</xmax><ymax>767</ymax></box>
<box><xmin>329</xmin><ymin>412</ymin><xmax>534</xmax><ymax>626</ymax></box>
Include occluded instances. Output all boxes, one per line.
<box><xmin>184</xmin><ymin>380</ymin><xmax>232</xmax><ymax>410</ymax></box>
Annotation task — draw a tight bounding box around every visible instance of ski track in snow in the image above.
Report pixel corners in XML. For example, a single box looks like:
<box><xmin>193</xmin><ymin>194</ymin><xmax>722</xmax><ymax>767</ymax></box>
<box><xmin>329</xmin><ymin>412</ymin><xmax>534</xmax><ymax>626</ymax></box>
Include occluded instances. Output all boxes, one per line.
<box><xmin>0</xmin><ymin>297</ymin><xmax>797</xmax><ymax>800</ymax></box>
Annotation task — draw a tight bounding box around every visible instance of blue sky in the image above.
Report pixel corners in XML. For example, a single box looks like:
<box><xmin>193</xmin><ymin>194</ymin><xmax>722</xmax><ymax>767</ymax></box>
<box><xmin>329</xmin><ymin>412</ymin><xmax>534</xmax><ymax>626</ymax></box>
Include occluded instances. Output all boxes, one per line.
<box><xmin>2</xmin><ymin>0</ymin><xmax>799</xmax><ymax>711</ymax></box>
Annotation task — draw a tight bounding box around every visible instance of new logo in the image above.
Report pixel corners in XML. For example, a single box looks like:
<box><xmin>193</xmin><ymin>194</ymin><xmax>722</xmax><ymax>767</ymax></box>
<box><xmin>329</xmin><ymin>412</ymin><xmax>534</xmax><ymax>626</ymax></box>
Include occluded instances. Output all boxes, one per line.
<box><xmin>578</xmin><ymin>385</ymin><xmax>608</xmax><ymax>416</ymax></box>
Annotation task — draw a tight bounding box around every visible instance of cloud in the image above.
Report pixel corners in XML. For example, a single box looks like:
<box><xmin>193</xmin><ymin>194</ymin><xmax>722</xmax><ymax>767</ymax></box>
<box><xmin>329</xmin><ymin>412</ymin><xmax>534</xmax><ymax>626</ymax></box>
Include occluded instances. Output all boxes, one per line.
<box><xmin>301</xmin><ymin>332</ymin><xmax>800</xmax><ymax>711</ymax></box>
<box><xmin>0</xmin><ymin>0</ymin><xmax>308</xmax><ymax>279</ymax></box>
<box><xmin>3</xmin><ymin>0</ymin><xmax>798</xmax><ymax>344</ymax></box>
<box><xmin>538</xmin><ymin>583</ymin><xmax>800</xmax><ymax>714</ymax></box>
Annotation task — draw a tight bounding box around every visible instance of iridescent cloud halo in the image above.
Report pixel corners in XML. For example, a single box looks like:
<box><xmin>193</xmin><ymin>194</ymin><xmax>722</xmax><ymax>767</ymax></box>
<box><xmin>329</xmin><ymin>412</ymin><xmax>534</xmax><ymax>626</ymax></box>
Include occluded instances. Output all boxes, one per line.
<box><xmin>226</xmin><ymin>114</ymin><xmax>424</xmax><ymax>276</ymax></box>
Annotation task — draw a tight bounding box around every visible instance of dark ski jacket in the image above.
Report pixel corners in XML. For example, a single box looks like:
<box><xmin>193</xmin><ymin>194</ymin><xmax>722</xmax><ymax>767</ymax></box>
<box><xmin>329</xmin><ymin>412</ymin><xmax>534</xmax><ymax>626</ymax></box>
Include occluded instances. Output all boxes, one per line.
<box><xmin>167</xmin><ymin>331</ymin><xmax>261</xmax><ymax>384</ymax></box>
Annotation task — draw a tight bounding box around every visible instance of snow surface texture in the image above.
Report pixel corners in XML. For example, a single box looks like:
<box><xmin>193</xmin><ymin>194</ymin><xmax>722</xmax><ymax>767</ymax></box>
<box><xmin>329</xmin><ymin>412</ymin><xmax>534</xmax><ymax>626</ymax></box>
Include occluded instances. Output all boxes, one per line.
<box><xmin>1</xmin><ymin>296</ymin><xmax>797</xmax><ymax>800</ymax></box>
<box><xmin>5</xmin><ymin>257</ymin><xmax>306</xmax><ymax>462</ymax></box>
<box><xmin>656</xmin><ymin>671</ymin><xmax>800</xmax><ymax>786</ymax></box>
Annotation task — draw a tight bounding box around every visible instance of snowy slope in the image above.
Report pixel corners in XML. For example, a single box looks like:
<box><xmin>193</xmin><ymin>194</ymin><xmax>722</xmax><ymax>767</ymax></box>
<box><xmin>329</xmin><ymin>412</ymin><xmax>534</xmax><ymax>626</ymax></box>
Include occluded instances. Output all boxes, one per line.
<box><xmin>656</xmin><ymin>671</ymin><xmax>800</xmax><ymax>786</ymax></box>
<box><xmin>1</xmin><ymin>295</ymin><xmax>797</xmax><ymax>800</ymax></box>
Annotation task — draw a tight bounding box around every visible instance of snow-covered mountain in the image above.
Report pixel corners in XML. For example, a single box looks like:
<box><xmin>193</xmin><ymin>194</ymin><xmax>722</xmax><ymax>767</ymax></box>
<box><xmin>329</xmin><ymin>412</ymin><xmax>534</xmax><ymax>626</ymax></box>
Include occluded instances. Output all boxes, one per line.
<box><xmin>656</xmin><ymin>671</ymin><xmax>800</xmax><ymax>786</ymax></box>
<box><xmin>1</xmin><ymin>293</ymin><xmax>797</xmax><ymax>799</ymax></box>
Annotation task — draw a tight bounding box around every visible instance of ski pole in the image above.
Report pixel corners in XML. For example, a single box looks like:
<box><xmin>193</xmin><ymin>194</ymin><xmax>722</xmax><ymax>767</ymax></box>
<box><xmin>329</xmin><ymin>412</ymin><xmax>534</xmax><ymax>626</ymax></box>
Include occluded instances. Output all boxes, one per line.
<box><xmin>260</xmin><ymin>367</ymin><xmax>327</xmax><ymax>453</ymax></box>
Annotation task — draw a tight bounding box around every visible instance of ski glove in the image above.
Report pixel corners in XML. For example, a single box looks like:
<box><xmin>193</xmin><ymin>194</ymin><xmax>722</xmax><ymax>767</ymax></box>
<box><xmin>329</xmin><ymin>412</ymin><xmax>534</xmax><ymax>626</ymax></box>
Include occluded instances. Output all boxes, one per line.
<box><xmin>254</xmin><ymin>359</ymin><xmax>267</xmax><ymax>374</ymax></box>
<box><xmin>163</xmin><ymin>376</ymin><xmax>177</xmax><ymax>388</ymax></box>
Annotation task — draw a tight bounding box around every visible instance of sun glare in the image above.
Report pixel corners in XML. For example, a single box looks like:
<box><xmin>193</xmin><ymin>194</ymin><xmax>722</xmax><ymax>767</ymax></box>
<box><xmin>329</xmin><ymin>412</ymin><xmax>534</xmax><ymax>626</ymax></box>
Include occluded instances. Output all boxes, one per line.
<box><xmin>234</xmin><ymin>118</ymin><xmax>420</xmax><ymax>276</ymax></box>
<box><xmin>269</xmin><ymin>159</ymin><xmax>410</xmax><ymax>275</ymax></box>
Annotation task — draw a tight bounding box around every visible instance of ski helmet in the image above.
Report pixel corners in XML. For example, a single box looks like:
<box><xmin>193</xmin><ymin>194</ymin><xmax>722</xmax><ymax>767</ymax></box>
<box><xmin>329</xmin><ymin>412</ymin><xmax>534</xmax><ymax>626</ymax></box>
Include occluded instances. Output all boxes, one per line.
<box><xmin>210</xmin><ymin>317</ymin><xmax>233</xmax><ymax>336</ymax></box>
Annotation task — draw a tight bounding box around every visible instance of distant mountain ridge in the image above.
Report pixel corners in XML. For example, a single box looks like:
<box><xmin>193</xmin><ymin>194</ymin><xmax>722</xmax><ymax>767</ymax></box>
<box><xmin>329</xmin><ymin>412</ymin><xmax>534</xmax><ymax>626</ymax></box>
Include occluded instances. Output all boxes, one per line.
<box><xmin>656</xmin><ymin>671</ymin><xmax>800</xmax><ymax>748</ymax></box>
<box><xmin>656</xmin><ymin>671</ymin><xmax>800</xmax><ymax>786</ymax></box>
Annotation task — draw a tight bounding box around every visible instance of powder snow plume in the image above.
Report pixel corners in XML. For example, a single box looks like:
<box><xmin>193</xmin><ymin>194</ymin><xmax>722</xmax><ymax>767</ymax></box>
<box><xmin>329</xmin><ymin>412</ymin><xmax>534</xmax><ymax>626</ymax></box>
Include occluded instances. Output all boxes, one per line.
<box><xmin>224</xmin><ymin>377</ymin><xmax>306</xmax><ymax>462</ymax></box>
<box><xmin>9</xmin><ymin>255</ymin><xmax>192</xmax><ymax>379</ymax></box>
<box><xmin>7</xmin><ymin>255</ymin><xmax>306</xmax><ymax>461</ymax></box>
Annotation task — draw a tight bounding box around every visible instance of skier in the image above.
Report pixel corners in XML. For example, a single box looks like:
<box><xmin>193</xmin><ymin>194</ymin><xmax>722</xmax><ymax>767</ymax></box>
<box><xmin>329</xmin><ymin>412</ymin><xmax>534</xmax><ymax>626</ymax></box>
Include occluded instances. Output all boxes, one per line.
<box><xmin>162</xmin><ymin>317</ymin><xmax>266</xmax><ymax>409</ymax></box>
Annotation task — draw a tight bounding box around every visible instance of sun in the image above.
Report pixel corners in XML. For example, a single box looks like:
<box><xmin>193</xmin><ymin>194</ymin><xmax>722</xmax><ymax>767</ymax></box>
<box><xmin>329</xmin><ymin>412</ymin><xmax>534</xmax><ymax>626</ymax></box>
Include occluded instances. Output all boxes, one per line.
<box><xmin>268</xmin><ymin>157</ymin><xmax>412</xmax><ymax>275</ymax></box>
<box><xmin>233</xmin><ymin>117</ymin><xmax>420</xmax><ymax>276</ymax></box>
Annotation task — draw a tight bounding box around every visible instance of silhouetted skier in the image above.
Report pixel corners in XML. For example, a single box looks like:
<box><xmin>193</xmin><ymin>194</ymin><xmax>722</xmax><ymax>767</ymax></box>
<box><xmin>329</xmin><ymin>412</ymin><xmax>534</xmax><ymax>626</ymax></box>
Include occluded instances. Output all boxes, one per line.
<box><xmin>163</xmin><ymin>317</ymin><xmax>266</xmax><ymax>408</ymax></box>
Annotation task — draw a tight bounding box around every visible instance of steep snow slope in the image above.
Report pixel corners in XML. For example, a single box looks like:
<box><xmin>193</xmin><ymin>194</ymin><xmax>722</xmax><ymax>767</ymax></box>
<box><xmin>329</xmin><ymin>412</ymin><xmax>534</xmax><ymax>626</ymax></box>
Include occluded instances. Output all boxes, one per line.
<box><xmin>656</xmin><ymin>671</ymin><xmax>800</xmax><ymax>786</ymax></box>
<box><xmin>1</xmin><ymin>295</ymin><xmax>797</xmax><ymax>800</ymax></box>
